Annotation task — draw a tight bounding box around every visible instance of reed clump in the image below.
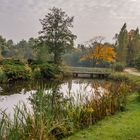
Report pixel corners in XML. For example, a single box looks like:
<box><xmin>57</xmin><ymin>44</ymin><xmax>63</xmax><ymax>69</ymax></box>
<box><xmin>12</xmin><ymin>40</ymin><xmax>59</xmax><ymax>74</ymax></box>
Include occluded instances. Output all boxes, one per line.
<box><xmin>0</xmin><ymin>82</ymin><xmax>132</xmax><ymax>140</ymax></box>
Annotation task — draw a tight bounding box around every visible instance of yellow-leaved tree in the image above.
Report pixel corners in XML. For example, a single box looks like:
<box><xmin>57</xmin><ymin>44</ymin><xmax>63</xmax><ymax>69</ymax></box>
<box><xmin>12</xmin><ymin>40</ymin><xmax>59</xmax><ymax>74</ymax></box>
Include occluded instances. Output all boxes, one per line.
<box><xmin>80</xmin><ymin>37</ymin><xmax>116</xmax><ymax>64</ymax></box>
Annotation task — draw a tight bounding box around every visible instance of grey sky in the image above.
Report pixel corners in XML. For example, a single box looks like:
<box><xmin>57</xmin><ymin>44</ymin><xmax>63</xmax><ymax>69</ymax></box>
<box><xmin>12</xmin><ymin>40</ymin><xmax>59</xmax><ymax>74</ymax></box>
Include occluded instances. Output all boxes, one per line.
<box><xmin>0</xmin><ymin>0</ymin><xmax>140</xmax><ymax>44</ymax></box>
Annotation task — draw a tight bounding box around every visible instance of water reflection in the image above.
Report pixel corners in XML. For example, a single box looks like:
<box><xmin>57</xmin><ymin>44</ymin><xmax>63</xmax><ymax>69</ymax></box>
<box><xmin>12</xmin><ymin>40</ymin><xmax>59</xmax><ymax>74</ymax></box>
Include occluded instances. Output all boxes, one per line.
<box><xmin>0</xmin><ymin>79</ymin><xmax>104</xmax><ymax>115</ymax></box>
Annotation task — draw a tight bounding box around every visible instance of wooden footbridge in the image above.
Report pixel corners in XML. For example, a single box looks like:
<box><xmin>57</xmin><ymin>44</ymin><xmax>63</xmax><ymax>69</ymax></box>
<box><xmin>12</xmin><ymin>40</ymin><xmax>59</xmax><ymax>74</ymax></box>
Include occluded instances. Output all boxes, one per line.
<box><xmin>70</xmin><ymin>67</ymin><xmax>111</xmax><ymax>79</ymax></box>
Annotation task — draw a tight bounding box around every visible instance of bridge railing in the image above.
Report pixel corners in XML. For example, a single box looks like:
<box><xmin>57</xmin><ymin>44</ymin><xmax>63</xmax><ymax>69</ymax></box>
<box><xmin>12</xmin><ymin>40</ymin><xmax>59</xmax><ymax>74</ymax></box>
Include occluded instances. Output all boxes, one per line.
<box><xmin>69</xmin><ymin>67</ymin><xmax>112</xmax><ymax>74</ymax></box>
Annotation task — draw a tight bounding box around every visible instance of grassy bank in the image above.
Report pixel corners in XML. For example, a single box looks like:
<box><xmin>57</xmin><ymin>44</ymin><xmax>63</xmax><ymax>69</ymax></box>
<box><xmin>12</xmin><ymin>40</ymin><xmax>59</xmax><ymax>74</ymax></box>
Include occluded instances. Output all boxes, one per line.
<box><xmin>109</xmin><ymin>72</ymin><xmax>140</xmax><ymax>84</ymax></box>
<box><xmin>63</xmin><ymin>73</ymin><xmax>140</xmax><ymax>140</ymax></box>
<box><xmin>64</xmin><ymin>93</ymin><xmax>140</xmax><ymax>140</ymax></box>
<box><xmin>109</xmin><ymin>72</ymin><xmax>140</xmax><ymax>98</ymax></box>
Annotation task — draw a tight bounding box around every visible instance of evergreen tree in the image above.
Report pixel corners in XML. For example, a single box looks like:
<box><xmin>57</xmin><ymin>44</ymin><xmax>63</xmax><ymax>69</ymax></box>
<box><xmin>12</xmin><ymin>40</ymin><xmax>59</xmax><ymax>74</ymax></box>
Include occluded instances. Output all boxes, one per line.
<box><xmin>127</xmin><ymin>28</ymin><xmax>140</xmax><ymax>66</ymax></box>
<box><xmin>116</xmin><ymin>23</ymin><xmax>128</xmax><ymax>64</ymax></box>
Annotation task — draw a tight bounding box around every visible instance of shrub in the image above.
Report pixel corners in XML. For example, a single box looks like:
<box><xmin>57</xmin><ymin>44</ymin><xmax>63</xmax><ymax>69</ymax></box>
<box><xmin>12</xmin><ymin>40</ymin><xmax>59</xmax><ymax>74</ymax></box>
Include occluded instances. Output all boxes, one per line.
<box><xmin>0</xmin><ymin>67</ymin><xmax>8</xmax><ymax>83</ymax></box>
<box><xmin>0</xmin><ymin>59</ymin><xmax>24</xmax><ymax>66</ymax></box>
<box><xmin>134</xmin><ymin>55</ymin><xmax>140</xmax><ymax>70</ymax></box>
<box><xmin>62</xmin><ymin>65</ymin><xmax>72</xmax><ymax>77</ymax></box>
<box><xmin>24</xmin><ymin>65</ymin><xmax>32</xmax><ymax>79</ymax></box>
<box><xmin>112</xmin><ymin>62</ymin><xmax>125</xmax><ymax>72</ymax></box>
<box><xmin>33</xmin><ymin>67</ymin><xmax>42</xmax><ymax>79</ymax></box>
<box><xmin>0</xmin><ymin>59</ymin><xmax>64</xmax><ymax>82</ymax></box>
<box><xmin>2</xmin><ymin>64</ymin><xmax>32</xmax><ymax>81</ymax></box>
<box><xmin>109</xmin><ymin>73</ymin><xmax>130</xmax><ymax>82</ymax></box>
<box><xmin>31</xmin><ymin>63</ymin><xmax>63</xmax><ymax>79</ymax></box>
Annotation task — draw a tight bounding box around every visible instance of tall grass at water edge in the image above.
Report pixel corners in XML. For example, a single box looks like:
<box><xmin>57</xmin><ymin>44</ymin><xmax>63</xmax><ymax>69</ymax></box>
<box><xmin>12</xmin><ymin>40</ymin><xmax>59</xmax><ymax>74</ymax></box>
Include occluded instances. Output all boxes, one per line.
<box><xmin>0</xmin><ymin>82</ymin><xmax>132</xmax><ymax>140</ymax></box>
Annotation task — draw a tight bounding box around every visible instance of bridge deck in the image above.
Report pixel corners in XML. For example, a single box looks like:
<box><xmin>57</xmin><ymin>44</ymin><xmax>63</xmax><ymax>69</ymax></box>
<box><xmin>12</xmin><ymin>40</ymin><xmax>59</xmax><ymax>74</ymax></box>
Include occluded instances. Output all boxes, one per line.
<box><xmin>69</xmin><ymin>67</ymin><xmax>111</xmax><ymax>79</ymax></box>
<box><xmin>72</xmin><ymin>72</ymin><xmax>110</xmax><ymax>78</ymax></box>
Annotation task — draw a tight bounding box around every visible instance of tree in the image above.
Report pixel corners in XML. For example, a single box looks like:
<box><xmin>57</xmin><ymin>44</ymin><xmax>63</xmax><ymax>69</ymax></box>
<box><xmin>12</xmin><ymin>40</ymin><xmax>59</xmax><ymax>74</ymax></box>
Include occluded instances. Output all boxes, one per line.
<box><xmin>7</xmin><ymin>40</ymin><xmax>14</xmax><ymax>48</ymax></box>
<box><xmin>0</xmin><ymin>35</ymin><xmax>7</xmax><ymax>49</ymax></box>
<box><xmin>0</xmin><ymin>35</ymin><xmax>8</xmax><ymax>59</ymax></box>
<box><xmin>39</xmin><ymin>7</ymin><xmax>76</xmax><ymax>64</ymax></box>
<box><xmin>80</xmin><ymin>43</ymin><xmax>116</xmax><ymax>64</ymax></box>
<box><xmin>13</xmin><ymin>39</ymin><xmax>38</xmax><ymax>63</ymax></box>
<box><xmin>115</xmin><ymin>23</ymin><xmax>128</xmax><ymax>64</ymax></box>
<box><xmin>15</xmin><ymin>40</ymin><xmax>28</xmax><ymax>48</ymax></box>
<box><xmin>127</xmin><ymin>28</ymin><xmax>140</xmax><ymax>66</ymax></box>
<box><xmin>80</xmin><ymin>36</ymin><xmax>116</xmax><ymax>66</ymax></box>
<box><xmin>37</xmin><ymin>43</ymin><xmax>53</xmax><ymax>63</ymax></box>
<box><xmin>134</xmin><ymin>55</ymin><xmax>140</xmax><ymax>70</ymax></box>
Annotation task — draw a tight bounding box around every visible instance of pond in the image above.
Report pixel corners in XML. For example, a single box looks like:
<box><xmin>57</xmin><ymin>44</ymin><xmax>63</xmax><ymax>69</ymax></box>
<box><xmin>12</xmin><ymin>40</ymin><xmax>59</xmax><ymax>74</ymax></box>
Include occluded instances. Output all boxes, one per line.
<box><xmin>0</xmin><ymin>78</ymin><xmax>106</xmax><ymax>116</ymax></box>
<box><xmin>0</xmin><ymin>78</ymin><xmax>130</xmax><ymax>139</ymax></box>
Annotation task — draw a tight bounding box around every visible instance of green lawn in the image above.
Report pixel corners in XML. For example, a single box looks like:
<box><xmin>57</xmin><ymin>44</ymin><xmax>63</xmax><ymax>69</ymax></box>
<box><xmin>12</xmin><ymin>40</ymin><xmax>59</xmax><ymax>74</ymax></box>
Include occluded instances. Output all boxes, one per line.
<box><xmin>64</xmin><ymin>94</ymin><xmax>140</xmax><ymax>140</ymax></box>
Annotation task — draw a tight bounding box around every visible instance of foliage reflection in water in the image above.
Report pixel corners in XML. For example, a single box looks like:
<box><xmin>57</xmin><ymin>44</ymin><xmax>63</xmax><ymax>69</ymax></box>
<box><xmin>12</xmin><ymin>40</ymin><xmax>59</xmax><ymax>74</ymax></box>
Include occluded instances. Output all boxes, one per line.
<box><xmin>0</xmin><ymin>79</ymin><xmax>131</xmax><ymax>140</ymax></box>
<box><xmin>0</xmin><ymin>79</ymin><xmax>105</xmax><ymax>115</ymax></box>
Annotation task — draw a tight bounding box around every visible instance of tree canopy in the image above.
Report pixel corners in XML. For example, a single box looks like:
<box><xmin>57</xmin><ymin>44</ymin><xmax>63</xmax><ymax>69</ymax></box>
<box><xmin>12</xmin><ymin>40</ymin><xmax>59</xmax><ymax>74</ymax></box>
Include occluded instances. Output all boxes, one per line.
<box><xmin>80</xmin><ymin>37</ymin><xmax>116</xmax><ymax>65</ymax></box>
<box><xmin>39</xmin><ymin>7</ymin><xmax>76</xmax><ymax>64</ymax></box>
<box><xmin>115</xmin><ymin>23</ymin><xmax>140</xmax><ymax>66</ymax></box>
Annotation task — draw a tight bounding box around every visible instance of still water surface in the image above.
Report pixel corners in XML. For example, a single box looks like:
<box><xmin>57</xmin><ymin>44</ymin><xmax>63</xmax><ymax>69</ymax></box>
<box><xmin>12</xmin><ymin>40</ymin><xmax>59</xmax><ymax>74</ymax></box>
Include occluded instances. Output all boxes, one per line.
<box><xmin>0</xmin><ymin>79</ymin><xmax>105</xmax><ymax>115</ymax></box>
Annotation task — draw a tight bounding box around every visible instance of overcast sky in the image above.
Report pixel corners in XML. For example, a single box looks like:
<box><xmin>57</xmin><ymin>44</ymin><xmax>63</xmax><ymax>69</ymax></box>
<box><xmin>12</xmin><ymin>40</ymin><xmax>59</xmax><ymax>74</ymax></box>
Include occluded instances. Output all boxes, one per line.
<box><xmin>0</xmin><ymin>0</ymin><xmax>140</xmax><ymax>44</ymax></box>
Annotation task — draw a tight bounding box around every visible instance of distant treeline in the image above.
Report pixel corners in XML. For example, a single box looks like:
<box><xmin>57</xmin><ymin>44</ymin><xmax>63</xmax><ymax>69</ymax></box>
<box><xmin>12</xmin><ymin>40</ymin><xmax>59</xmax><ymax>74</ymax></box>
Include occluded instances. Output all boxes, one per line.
<box><xmin>64</xmin><ymin>23</ymin><xmax>140</xmax><ymax>69</ymax></box>
<box><xmin>1</xmin><ymin>8</ymin><xmax>140</xmax><ymax>70</ymax></box>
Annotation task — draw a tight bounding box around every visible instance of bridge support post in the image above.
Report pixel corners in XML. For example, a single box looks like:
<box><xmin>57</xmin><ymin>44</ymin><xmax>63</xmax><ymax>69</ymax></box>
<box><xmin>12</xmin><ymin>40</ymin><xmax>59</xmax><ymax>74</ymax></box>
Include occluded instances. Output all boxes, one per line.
<box><xmin>73</xmin><ymin>73</ymin><xmax>78</xmax><ymax>78</ymax></box>
<box><xmin>90</xmin><ymin>74</ymin><xmax>93</xmax><ymax>78</ymax></box>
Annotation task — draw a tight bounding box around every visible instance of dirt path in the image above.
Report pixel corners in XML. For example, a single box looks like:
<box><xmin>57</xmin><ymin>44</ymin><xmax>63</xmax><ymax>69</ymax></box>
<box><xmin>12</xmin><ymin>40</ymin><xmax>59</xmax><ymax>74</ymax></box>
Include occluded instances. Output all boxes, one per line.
<box><xmin>124</xmin><ymin>68</ymin><xmax>140</xmax><ymax>76</ymax></box>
